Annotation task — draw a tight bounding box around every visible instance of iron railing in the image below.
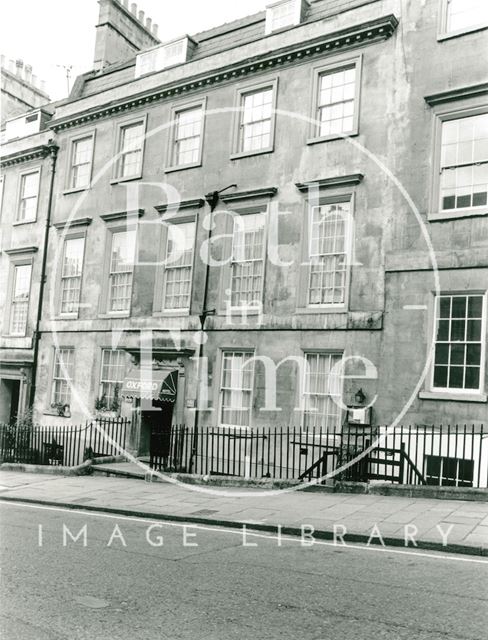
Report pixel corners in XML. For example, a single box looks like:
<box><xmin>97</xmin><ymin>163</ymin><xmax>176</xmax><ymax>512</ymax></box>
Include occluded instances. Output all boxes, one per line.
<box><xmin>151</xmin><ymin>424</ymin><xmax>488</xmax><ymax>488</ymax></box>
<box><xmin>0</xmin><ymin>417</ymin><xmax>129</xmax><ymax>467</ymax></box>
<box><xmin>2</xmin><ymin>420</ymin><xmax>486</xmax><ymax>488</ymax></box>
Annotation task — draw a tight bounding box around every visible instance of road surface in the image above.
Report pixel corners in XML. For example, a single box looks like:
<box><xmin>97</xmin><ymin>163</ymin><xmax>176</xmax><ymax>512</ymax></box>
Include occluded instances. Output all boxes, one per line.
<box><xmin>0</xmin><ymin>501</ymin><xmax>487</xmax><ymax>639</ymax></box>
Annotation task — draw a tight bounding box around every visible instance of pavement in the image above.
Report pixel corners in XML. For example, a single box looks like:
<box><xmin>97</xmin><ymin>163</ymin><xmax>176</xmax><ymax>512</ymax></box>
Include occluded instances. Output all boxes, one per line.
<box><xmin>0</xmin><ymin>469</ymin><xmax>487</xmax><ymax>556</ymax></box>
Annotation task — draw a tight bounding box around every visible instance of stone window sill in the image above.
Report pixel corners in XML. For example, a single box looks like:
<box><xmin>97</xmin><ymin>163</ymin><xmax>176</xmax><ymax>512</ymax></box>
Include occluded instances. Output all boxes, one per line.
<box><xmin>428</xmin><ymin>208</ymin><xmax>488</xmax><ymax>222</ymax></box>
<box><xmin>419</xmin><ymin>390</ymin><xmax>487</xmax><ymax>403</ymax></box>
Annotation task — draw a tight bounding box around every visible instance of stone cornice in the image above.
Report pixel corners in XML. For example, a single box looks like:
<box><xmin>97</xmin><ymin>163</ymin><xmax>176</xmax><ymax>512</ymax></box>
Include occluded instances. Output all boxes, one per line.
<box><xmin>296</xmin><ymin>174</ymin><xmax>364</xmax><ymax>192</ymax></box>
<box><xmin>50</xmin><ymin>14</ymin><xmax>398</xmax><ymax>133</ymax></box>
<box><xmin>220</xmin><ymin>187</ymin><xmax>278</xmax><ymax>203</ymax></box>
<box><xmin>1</xmin><ymin>144</ymin><xmax>50</xmax><ymax>168</ymax></box>
<box><xmin>424</xmin><ymin>82</ymin><xmax>488</xmax><ymax>106</ymax></box>
<box><xmin>100</xmin><ymin>209</ymin><xmax>145</xmax><ymax>223</ymax></box>
<box><xmin>154</xmin><ymin>198</ymin><xmax>205</xmax><ymax>214</ymax></box>
<box><xmin>53</xmin><ymin>217</ymin><xmax>93</xmax><ymax>231</ymax></box>
<box><xmin>4</xmin><ymin>246</ymin><xmax>39</xmax><ymax>256</ymax></box>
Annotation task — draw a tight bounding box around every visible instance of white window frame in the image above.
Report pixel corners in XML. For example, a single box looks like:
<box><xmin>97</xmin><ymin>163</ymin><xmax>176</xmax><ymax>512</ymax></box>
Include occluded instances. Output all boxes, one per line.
<box><xmin>15</xmin><ymin>167</ymin><xmax>40</xmax><ymax>224</ymax></box>
<box><xmin>430</xmin><ymin>292</ymin><xmax>487</xmax><ymax>396</ymax></box>
<box><xmin>59</xmin><ymin>235</ymin><xmax>86</xmax><ymax>317</ymax></box>
<box><xmin>8</xmin><ymin>262</ymin><xmax>32</xmax><ymax>336</ymax></box>
<box><xmin>301</xmin><ymin>351</ymin><xmax>344</xmax><ymax>431</ymax></box>
<box><xmin>135</xmin><ymin>37</ymin><xmax>192</xmax><ymax>77</ymax></box>
<box><xmin>106</xmin><ymin>228</ymin><xmax>137</xmax><ymax>315</ymax></box>
<box><xmin>308</xmin><ymin>55</ymin><xmax>362</xmax><ymax>144</ymax></box>
<box><xmin>99</xmin><ymin>348</ymin><xmax>127</xmax><ymax>411</ymax></box>
<box><xmin>430</xmin><ymin>104</ymin><xmax>488</xmax><ymax>220</ymax></box>
<box><xmin>228</xmin><ymin>209</ymin><xmax>267</xmax><ymax>312</ymax></box>
<box><xmin>438</xmin><ymin>0</ymin><xmax>488</xmax><ymax>40</ymax></box>
<box><xmin>50</xmin><ymin>347</ymin><xmax>75</xmax><ymax>410</ymax></box>
<box><xmin>66</xmin><ymin>131</ymin><xmax>95</xmax><ymax>192</ymax></box>
<box><xmin>166</xmin><ymin>98</ymin><xmax>206</xmax><ymax>172</ymax></box>
<box><xmin>306</xmin><ymin>200</ymin><xmax>352</xmax><ymax>309</ymax></box>
<box><xmin>231</xmin><ymin>78</ymin><xmax>278</xmax><ymax>160</ymax></box>
<box><xmin>219</xmin><ymin>349</ymin><xmax>255</xmax><ymax>429</ymax></box>
<box><xmin>265</xmin><ymin>0</ymin><xmax>307</xmax><ymax>35</ymax></box>
<box><xmin>112</xmin><ymin>116</ymin><xmax>147</xmax><ymax>182</ymax></box>
<box><xmin>161</xmin><ymin>220</ymin><xmax>196</xmax><ymax>313</ymax></box>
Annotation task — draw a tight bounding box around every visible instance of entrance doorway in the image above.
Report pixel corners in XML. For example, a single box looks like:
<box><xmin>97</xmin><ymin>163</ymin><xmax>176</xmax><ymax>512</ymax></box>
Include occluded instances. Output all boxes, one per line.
<box><xmin>121</xmin><ymin>366</ymin><xmax>180</xmax><ymax>462</ymax></box>
<box><xmin>0</xmin><ymin>379</ymin><xmax>21</xmax><ymax>424</ymax></box>
<box><xmin>142</xmin><ymin>400</ymin><xmax>175</xmax><ymax>468</ymax></box>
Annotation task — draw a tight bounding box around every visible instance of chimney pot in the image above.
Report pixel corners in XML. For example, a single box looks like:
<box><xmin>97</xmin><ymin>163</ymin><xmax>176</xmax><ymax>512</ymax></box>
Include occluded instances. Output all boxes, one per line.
<box><xmin>138</xmin><ymin>9</ymin><xmax>144</xmax><ymax>22</ymax></box>
<box><xmin>130</xmin><ymin>2</ymin><xmax>137</xmax><ymax>14</ymax></box>
<box><xmin>152</xmin><ymin>23</ymin><xmax>158</xmax><ymax>36</ymax></box>
<box><xmin>146</xmin><ymin>16</ymin><xmax>152</xmax><ymax>30</ymax></box>
<box><xmin>16</xmin><ymin>59</ymin><xmax>23</xmax><ymax>75</ymax></box>
<box><xmin>122</xmin><ymin>0</ymin><xmax>128</xmax><ymax>6</ymax></box>
<box><xmin>32</xmin><ymin>74</ymin><xmax>38</xmax><ymax>87</ymax></box>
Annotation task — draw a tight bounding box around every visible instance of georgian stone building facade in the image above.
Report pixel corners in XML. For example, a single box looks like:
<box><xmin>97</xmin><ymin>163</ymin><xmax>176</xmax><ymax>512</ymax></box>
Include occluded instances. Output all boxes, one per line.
<box><xmin>0</xmin><ymin>111</ymin><xmax>56</xmax><ymax>422</ymax></box>
<box><xmin>2</xmin><ymin>1</ymin><xmax>487</xmax><ymax>469</ymax></box>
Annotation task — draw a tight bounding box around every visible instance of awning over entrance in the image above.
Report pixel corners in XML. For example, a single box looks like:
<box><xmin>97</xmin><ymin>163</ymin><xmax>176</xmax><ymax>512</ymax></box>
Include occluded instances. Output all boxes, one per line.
<box><xmin>121</xmin><ymin>369</ymin><xmax>178</xmax><ymax>403</ymax></box>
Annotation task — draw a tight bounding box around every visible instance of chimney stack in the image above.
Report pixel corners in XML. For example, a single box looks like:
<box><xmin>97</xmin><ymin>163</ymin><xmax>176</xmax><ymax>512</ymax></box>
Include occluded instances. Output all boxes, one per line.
<box><xmin>93</xmin><ymin>0</ymin><xmax>160</xmax><ymax>71</ymax></box>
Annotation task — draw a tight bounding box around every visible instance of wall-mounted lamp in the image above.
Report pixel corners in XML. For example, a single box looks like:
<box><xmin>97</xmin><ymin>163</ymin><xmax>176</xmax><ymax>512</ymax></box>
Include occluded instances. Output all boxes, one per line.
<box><xmin>354</xmin><ymin>388</ymin><xmax>366</xmax><ymax>405</ymax></box>
<box><xmin>205</xmin><ymin>183</ymin><xmax>237</xmax><ymax>211</ymax></box>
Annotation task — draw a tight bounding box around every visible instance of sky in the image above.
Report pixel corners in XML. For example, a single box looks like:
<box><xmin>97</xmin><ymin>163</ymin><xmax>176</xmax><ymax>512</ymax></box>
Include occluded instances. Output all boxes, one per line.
<box><xmin>0</xmin><ymin>0</ymin><xmax>268</xmax><ymax>101</ymax></box>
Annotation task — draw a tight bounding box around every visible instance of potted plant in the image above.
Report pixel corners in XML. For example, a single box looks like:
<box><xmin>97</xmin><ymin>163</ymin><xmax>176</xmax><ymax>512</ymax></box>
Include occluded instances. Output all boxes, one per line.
<box><xmin>50</xmin><ymin>402</ymin><xmax>70</xmax><ymax>417</ymax></box>
<box><xmin>94</xmin><ymin>392</ymin><xmax>108</xmax><ymax>413</ymax></box>
<box><xmin>95</xmin><ymin>386</ymin><xmax>120</xmax><ymax>419</ymax></box>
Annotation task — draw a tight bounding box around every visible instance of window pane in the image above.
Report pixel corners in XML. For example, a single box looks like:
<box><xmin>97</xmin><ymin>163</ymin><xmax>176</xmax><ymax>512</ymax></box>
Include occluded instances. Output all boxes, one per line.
<box><xmin>464</xmin><ymin>367</ymin><xmax>480</xmax><ymax>389</ymax></box>
<box><xmin>468</xmin><ymin>296</ymin><xmax>483</xmax><ymax>318</ymax></box>
<box><xmin>433</xmin><ymin>366</ymin><xmax>448</xmax><ymax>388</ymax></box>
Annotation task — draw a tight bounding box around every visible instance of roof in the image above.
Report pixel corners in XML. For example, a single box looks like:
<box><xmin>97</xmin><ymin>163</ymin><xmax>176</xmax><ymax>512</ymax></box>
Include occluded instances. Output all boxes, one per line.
<box><xmin>75</xmin><ymin>0</ymin><xmax>379</xmax><ymax>98</ymax></box>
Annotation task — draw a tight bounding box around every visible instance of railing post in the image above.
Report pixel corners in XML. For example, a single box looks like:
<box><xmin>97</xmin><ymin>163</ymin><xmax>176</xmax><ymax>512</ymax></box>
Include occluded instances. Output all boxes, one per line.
<box><xmin>399</xmin><ymin>442</ymin><xmax>405</xmax><ymax>485</ymax></box>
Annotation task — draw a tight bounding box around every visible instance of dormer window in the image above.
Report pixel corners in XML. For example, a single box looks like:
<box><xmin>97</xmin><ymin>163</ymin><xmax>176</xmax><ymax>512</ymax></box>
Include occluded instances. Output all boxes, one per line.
<box><xmin>135</xmin><ymin>36</ymin><xmax>195</xmax><ymax>78</ymax></box>
<box><xmin>265</xmin><ymin>0</ymin><xmax>308</xmax><ymax>35</ymax></box>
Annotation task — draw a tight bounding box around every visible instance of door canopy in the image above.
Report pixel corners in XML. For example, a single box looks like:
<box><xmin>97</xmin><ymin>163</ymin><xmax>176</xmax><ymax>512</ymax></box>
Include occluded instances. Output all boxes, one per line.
<box><xmin>121</xmin><ymin>368</ymin><xmax>178</xmax><ymax>403</ymax></box>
